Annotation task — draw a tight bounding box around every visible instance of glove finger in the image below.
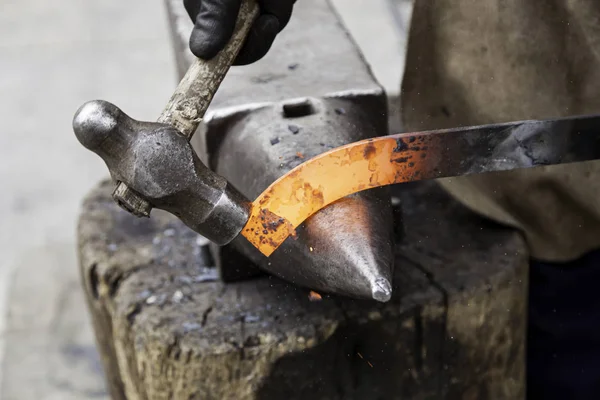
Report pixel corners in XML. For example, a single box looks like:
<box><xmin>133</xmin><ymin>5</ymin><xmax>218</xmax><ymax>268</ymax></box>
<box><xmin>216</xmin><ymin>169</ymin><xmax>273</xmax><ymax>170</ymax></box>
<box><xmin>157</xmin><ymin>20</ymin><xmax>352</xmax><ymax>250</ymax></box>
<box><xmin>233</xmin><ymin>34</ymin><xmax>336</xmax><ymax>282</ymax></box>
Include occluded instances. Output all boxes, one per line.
<box><xmin>233</xmin><ymin>14</ymin><xmax>279</xmax><ymax>65</ymax></box>
<box><xmin>183</xmin><ymin>0</ymin><xmax>201</xmax><ymax>21</ymax></box>
<box><xmin>189</xmin><ymin>0</ymin><xmax>242</xmax><ymax>60</ymax></box>
<box><xmin>259</xmin><ymin>0</ymin><xmax>296</xmax><ymax>31</ymax></box>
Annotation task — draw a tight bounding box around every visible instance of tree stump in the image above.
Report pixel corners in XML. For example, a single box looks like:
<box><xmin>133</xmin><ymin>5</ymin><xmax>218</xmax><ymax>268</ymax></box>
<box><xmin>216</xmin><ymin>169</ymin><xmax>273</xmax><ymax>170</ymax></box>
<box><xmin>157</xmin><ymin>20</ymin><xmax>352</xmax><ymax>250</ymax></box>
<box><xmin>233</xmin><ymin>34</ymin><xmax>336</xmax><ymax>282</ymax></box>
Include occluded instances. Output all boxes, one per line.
<box><xmin>78</xmin><ymin>180</ymin><xmax>527</xmax><ymax>400</ymax></box>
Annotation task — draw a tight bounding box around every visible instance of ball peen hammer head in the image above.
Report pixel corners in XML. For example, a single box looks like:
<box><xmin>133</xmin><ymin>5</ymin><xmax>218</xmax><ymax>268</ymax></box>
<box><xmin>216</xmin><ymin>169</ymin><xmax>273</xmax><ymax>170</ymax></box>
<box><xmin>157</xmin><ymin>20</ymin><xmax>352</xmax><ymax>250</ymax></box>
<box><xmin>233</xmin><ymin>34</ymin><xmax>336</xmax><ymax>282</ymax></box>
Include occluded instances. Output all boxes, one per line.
<box><xmin>73</xmin><ymin>100</ymin><xmax>251</xmax><ymax>245</ymax></box>
<box><xmin>72</xmin><ymin>0</ymin><xmax>258</xmax><ymax>245</ymax></box>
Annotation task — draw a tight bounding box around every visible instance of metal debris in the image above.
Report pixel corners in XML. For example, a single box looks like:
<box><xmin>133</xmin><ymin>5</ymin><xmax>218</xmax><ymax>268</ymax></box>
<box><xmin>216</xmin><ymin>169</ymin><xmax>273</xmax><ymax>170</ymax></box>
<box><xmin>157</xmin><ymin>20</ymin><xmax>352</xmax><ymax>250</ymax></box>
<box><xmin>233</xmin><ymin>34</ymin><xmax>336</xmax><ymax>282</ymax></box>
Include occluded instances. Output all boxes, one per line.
<box><xmin>193</xmin><ymin>267</ymin><xmax>219</xmax><ymax>283</ymax></box>
<box><xmin>244</xmin><ymin>314</ymin><xmax>261</xmax><ymax>323</ymax></box>
<box><xmin>308</xmin><ymin>291</ymin><xmax>322</xmax><ymax>301</ymax></box>
<box><xmin>172</xmin><ymin>290</ymin><xmax>184</xmax><ymax>303</ymax></box>
<box><xmin>182</xmin><ymin>321</ymin><xmax>202</xmax><ymax>333</ymax></box>
<box><xmin>146</xmin><ymin>293</ymin><xmax>167</xmax><ymax>306</ymax></box>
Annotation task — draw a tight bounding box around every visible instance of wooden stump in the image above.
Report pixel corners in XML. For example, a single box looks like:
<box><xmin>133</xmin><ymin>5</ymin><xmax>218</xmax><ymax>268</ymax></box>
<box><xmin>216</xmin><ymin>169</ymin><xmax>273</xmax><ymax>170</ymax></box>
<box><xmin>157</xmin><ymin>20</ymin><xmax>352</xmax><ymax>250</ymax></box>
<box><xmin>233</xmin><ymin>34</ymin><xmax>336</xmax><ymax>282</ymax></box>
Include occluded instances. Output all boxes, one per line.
<box><xmin>78</xmin><ymin>180</ymin><xmax>527</xmax><ymax>400</ymax></box>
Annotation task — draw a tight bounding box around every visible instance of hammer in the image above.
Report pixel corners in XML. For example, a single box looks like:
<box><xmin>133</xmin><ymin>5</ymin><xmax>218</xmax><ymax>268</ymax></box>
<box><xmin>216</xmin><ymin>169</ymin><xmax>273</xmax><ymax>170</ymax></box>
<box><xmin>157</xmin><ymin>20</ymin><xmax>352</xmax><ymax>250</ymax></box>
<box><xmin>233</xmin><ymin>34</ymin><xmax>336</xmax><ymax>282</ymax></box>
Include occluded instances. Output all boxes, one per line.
<box><xmin>73</xmin><ymin>0</ymin><xmax>259</xmax><ymax>246</ymax></box>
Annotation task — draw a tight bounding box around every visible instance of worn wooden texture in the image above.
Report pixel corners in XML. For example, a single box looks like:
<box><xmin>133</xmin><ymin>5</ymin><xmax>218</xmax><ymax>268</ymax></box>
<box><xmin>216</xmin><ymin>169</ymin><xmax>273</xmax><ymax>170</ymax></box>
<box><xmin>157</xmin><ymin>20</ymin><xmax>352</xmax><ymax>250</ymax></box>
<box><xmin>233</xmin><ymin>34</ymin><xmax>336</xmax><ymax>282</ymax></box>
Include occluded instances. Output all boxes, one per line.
<box><xmin>78</xmin><ymin>180</ymin><xmax>527</xmax><ymax>399</ymax></box>
<box><xmin>398</xmin><ymin>183</ymin><xmax>528</xmax><ymax>398</ymax></box>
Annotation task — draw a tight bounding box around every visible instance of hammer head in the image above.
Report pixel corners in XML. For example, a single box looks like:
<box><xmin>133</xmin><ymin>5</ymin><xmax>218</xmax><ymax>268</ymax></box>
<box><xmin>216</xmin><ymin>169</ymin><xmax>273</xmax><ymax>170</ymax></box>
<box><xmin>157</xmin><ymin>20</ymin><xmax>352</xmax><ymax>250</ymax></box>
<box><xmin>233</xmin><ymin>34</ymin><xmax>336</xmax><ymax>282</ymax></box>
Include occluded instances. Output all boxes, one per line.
<box><xmin>73</xmin><ymin>100</ymin><xmax>251</xmax><ymax>245</ymax></box>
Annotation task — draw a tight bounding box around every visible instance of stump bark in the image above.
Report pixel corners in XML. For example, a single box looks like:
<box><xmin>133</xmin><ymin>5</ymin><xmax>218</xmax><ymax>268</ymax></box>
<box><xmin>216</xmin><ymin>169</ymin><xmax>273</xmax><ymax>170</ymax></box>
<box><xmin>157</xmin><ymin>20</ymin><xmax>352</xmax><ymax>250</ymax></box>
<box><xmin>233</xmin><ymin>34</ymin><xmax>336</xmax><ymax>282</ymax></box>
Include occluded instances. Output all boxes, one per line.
<box><xmin>78</xmin><ymin>180</ymin><xmax>527</xmax><ymax>400</ymax></box>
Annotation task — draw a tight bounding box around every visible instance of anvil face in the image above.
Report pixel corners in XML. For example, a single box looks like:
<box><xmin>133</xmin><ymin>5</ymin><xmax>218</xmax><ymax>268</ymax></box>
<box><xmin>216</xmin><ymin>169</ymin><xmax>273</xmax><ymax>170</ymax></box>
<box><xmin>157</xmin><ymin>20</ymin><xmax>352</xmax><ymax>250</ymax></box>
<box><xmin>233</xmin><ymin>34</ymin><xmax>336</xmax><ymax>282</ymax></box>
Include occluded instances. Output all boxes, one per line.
<box><xmin>167</xmin><ymin>0</ymin><xmax>397</xmax><ymax>301</ymax></box>
<box><xmin>202</xmin><ymin>97</ymin><xmax>396</xmax><ymax>302</ymax></box>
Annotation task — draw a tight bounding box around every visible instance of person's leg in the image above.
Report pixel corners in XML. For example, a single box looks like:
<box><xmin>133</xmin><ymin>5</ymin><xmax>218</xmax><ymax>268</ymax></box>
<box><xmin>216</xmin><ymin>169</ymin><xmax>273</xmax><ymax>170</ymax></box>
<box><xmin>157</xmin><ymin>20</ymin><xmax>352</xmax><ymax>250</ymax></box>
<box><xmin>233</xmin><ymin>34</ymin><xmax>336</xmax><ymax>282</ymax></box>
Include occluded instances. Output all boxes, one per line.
<box><xmin>528</xmin><ymin>251</ymin><xmax>600</xmax><ymax>399</ymax></box>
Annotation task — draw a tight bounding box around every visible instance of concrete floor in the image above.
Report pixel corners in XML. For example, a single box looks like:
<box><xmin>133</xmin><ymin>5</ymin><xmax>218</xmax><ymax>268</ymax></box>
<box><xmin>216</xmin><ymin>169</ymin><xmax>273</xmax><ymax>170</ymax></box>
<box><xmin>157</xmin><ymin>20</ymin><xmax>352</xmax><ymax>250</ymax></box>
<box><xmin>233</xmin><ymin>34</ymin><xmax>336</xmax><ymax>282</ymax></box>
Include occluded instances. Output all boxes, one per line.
<box><xmin>0</xmin><ymin>1</ymin><xmax>410</xmax><ymax>398</ymax></box>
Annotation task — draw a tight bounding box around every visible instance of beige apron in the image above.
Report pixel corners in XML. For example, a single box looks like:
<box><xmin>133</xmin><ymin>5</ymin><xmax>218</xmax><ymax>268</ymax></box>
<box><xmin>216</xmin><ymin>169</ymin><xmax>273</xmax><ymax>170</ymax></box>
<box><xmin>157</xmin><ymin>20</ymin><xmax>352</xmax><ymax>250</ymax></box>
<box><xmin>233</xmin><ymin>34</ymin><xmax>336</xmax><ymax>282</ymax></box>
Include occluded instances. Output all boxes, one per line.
<box><xmin>401</xmin><ymin>0</ymin><xmax>600</xmax><ymax>262</ymax></box>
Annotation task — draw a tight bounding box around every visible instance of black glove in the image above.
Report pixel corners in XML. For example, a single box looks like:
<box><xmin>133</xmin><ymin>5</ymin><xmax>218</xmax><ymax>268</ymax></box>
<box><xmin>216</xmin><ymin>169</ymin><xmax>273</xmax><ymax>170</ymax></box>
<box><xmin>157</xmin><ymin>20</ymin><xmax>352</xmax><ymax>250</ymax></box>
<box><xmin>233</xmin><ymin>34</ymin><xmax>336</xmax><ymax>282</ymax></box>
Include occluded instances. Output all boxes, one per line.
<box><xmin>184</xmin><ymin>0</ymin><xmax>295</xmax><ymax>65</ymax></box>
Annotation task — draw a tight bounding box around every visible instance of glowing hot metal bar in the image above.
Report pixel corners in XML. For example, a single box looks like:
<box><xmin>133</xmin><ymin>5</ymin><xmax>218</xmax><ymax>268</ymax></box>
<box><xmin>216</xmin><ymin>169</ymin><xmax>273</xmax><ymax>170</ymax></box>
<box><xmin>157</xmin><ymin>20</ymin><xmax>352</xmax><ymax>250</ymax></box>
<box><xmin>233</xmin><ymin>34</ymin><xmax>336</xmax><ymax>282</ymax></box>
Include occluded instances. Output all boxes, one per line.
<box><xmin>243</xmin><ymin>114</ymin><xmax>600</xmax><ymax>256</ymax></box>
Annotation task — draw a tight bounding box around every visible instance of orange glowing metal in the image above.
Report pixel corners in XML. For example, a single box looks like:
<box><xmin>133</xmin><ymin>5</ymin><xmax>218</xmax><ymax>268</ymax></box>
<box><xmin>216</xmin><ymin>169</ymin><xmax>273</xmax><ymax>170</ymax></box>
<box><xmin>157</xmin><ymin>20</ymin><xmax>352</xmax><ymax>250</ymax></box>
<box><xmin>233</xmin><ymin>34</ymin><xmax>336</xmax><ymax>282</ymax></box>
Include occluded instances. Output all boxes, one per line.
<box><xmin>241</xmin><ymin>132</ymin><xmax>440</xmax><ymax>256</ymax></box>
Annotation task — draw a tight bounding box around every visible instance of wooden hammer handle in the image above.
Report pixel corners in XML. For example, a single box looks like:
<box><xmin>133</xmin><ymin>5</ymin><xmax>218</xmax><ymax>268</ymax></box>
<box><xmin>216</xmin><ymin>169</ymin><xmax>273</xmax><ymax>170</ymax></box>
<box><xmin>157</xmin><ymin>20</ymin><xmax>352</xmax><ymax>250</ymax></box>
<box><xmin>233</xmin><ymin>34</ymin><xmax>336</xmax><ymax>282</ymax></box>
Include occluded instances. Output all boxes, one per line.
<box><xmin>158</xmin><ymin>0</ymin><xmax>260</xmax><ymax>139</ymax></box>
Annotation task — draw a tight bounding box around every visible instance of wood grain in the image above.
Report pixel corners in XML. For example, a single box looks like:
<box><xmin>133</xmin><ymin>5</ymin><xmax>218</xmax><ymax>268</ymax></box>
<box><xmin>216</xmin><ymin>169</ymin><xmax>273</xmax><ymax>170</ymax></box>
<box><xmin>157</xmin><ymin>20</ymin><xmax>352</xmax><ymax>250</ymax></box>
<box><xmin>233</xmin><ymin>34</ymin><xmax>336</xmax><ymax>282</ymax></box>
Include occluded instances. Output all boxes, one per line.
<box><xmin>78</xmin><ymin>180</ymin><xmax>527</xmax><ymax>399</ymax></box>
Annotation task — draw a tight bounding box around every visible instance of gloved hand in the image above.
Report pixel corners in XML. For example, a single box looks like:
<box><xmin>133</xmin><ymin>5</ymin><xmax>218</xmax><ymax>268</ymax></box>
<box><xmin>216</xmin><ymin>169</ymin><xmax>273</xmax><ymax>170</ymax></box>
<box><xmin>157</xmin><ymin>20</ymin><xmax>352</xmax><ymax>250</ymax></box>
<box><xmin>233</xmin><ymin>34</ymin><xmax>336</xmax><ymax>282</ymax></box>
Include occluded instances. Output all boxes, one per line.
<box><xmin>184</xmin><ymin>0</ymin><xmax>295</xmax><ymax>65</ymax></box>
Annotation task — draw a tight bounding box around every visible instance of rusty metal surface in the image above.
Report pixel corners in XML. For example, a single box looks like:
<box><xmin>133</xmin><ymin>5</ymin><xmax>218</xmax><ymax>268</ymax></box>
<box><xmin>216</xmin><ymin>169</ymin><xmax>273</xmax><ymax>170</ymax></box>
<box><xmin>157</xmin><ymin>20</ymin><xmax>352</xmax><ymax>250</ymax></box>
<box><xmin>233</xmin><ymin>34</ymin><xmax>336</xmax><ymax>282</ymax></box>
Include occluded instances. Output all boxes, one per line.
<box><xmin>244</xmin><ymin>113</ymin><xmax>600</xmax><ymax>255</ymax></box>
